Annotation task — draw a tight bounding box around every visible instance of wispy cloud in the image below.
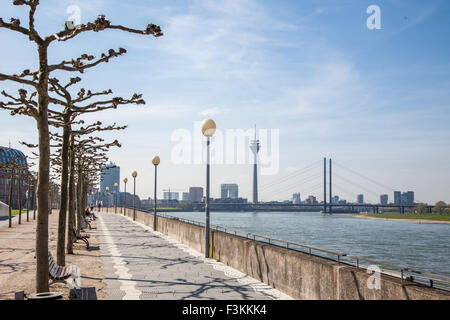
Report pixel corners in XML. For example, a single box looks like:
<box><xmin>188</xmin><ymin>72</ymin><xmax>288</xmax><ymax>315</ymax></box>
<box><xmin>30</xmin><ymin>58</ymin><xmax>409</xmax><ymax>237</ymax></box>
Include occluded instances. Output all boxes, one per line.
<box><xmin>199</xmin><ymin>107</ymin><xmax>229</xmax><ymax>117</ymax></box>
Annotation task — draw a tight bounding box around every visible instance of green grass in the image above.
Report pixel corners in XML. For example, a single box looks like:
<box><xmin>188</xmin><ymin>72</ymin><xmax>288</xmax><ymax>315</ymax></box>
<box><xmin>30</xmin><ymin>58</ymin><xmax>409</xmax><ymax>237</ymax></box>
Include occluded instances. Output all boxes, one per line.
<box><xmin>363</xmin><ymin>213</ymin><xmax>450</xmax><ymax>221</ymax></box>
<box><xmin>11</xmin><ymin>209</ymin><xmax>29</xmax><ymax>216</ymax></box>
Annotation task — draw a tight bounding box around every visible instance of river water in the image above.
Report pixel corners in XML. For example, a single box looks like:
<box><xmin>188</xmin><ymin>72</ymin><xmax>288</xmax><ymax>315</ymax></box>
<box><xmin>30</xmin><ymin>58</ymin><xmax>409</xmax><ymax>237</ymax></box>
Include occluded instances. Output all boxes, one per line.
<box><xmin>163</xmin><ymin>211</ymin><xmax>450</xmax><ymax>278</ymax></box>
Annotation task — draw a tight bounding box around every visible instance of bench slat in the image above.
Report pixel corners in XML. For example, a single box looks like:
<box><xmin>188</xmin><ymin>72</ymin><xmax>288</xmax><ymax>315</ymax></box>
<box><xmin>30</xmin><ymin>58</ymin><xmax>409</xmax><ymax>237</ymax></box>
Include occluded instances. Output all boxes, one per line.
<box><xmin>59</xmin><ymin>267</ymin><xmax>68</xmax><ymax>279</ymax></box>
<box><xmin>63</xmin><ymin>266</ymin><xmax>72</xmax><ymax>278</ymax></box>
<box><xmin>55</xmin><ymin>266</ymin><xmax>63</xmax><ymax>279</ymax></box>
<box><xmin>50</xmin><ymin>264</ymin><xmax>60</xmax><ymax>278</ymax></box>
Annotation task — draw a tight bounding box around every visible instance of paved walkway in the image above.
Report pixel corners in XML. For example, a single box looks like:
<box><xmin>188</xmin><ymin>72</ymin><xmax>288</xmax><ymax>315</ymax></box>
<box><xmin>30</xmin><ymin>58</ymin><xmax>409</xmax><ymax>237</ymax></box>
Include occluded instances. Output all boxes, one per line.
<box><xmin>97</xmin><ymin>212</ymin><xmax>292</xmax><ymax>300</ymax></box>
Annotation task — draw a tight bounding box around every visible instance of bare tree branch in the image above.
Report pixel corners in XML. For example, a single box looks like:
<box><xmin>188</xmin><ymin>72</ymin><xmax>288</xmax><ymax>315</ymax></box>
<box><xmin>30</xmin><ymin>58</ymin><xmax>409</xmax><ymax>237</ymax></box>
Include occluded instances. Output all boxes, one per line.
<box><xmin>45</xmin><ymin>14</ymin><xmax>162</xmax><ymax>44</ymax></box>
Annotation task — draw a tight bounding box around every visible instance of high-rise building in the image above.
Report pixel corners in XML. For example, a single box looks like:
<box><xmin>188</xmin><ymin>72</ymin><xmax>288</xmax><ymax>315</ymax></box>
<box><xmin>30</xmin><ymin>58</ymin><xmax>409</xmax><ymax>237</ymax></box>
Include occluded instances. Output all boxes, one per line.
<box><xmin>182</xmin><ymin>192</ymin><xmax>190</xmax><ymax>202</ymax></box>
<box><xmin>380</xmin><ymin>194</ymin><xmax>388</xmax><ymax>205</ymax></box>
<box><xmin>332</xmin><ymin>195</ymin><xmax>339</xmax><ymax>204</ymax></box>
<box><xmin>357</xmin><ymin>194</ymin><xmax>364</xmax><ymax>204</ymax></box>
<box><xmin>406</xmin><ymin>191</ymin><xmax>414</xmax><ymax>205</ymax></box>
<box><xmin>163</xmin><ymin>192</ymin><xmax>179</xmax><ymax>201</ymax></box>
<box><xmin>306</xmin><ymin>195</ymin><xmax>317</xmax><ymax>205</ymax></box>
<box><xmin>100</xmin><ymin>162</ymin><xmax>120</xmax><ymax>193</ymax></box>
<box><xmin>189</xmin><ymin>187</ymin><xmax>204</xmax><ymax>203</ymax></box>
<box><xmin>221</xmin><ymin>184</ymin><xmax>238</xmax><ymax>199</ymax></box>
<box><xmin>401</xmin><ymin>191</ymin><xmax>414</xmax><ymax>205</ymax></box>
<box><xmin>292</xmin><ymin>193</ymin><xmax>301</xmax><ymax>204</ymax></box>
<box><xmin>394</xmin><ymin>191</ymin><xmax>401</xmax><ymax>205</ymax></box>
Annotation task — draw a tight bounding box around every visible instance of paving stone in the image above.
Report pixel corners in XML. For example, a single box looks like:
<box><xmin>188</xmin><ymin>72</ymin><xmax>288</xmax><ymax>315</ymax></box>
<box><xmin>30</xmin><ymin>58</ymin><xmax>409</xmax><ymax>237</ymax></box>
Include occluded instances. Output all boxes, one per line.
<box><xmin>97</xmin><ymin>212</ymin><xmax>285</xmax><ymax>300</ymax></box>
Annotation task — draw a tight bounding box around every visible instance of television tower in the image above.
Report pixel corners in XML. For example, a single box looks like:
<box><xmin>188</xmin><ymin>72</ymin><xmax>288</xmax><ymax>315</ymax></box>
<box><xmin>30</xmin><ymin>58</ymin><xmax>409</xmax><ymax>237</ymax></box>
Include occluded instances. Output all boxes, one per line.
<box><xmin>250</xmin><ymin>125</ymin><xmax>260</xmax><ymax>203</ymax></box>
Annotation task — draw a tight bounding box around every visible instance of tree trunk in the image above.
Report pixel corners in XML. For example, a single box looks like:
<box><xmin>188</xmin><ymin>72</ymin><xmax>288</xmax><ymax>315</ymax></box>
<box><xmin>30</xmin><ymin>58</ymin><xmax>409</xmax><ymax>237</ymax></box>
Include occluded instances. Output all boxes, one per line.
<box><xmin>48</xmin><ymin>188</ymin><xmax>52</xmax><ymax>215</ymax></box>
<box><xmin>26</xmin><ymin>177</ymin><xmax>30</xmax><ymax>222</ymax></box>
<box><xmin>8</xmin><ymin>168</ymin><xmax>13</xmax><ymax>228</ymax></box>
<box><xmin>33</xmin><ymin>177</ymin><xmax>38</xmax><ymax>220</ymax></box>
<box><xmin>18</xmin><ymin>173</ymin><xmax>22</xmax><ymax>224</ymax></box>
<box><xmin>35</xmin><ymin>43</ymin><xmax>50</xmax><ymax>293</ymax></box>
<box><xmin>76</xmin><ymin>162</ymin><xmax>83</xmax><ymax>234</ymax></box>
<box><xmin>67</xmin><ymin>136</ymin><xmax>76</xmax><ymax>254</ymax></box>
<box><xmin>56</xmin><ymin>119</ymin><xmax>71</xmax><ymax>266</ymax></box>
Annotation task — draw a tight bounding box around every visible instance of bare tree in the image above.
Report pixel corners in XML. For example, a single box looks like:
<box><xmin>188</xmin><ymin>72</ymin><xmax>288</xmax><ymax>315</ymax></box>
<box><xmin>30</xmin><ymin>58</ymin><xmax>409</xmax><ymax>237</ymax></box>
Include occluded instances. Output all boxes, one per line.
<box><xmin>50</xmin><ymin>120</ymin><xmax>126</xmax><ymax>264</ymax></box>
<box><xmin>0</xmin><ymin>1</ymin><xmax>162</xmax><ymax>292</ymax></box>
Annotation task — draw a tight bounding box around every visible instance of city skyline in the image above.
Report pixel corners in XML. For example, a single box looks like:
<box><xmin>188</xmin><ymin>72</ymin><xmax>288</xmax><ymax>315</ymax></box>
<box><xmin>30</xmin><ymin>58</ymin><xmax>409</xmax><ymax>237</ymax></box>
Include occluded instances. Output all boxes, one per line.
<box><xmin>1</xmin><ymin>0</ymin><xmax>449</xmax><ymax>203</ymax></box>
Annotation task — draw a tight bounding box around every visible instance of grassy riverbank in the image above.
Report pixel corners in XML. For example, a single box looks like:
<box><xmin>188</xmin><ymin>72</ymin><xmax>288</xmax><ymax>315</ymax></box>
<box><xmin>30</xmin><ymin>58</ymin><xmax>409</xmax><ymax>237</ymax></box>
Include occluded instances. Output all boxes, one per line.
<box><xmin>11</xmin><ymin>210</ymin><xmax>28</xmax><ymax>216</ymax></box>
<box><xmin>351</xmin><ymin>213</ymin><xmax>450</xmax><ymax>223</ymax></box>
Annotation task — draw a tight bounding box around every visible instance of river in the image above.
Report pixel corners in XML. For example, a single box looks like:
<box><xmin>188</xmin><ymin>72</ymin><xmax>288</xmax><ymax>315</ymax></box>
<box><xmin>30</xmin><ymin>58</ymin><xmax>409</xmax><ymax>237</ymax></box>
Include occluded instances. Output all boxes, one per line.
<box><xmin>163</xmin><ymin>210</ymin><xmax>450</xmax><ymax>278</ymax></box>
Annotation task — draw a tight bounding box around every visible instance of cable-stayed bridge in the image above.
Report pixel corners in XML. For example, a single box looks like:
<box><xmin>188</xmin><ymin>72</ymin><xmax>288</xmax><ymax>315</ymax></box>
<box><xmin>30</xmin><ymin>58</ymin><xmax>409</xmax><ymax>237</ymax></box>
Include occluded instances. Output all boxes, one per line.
<box><xmin>210</xmin><ymin>158</ymin><xmax>432</xmax><ymax>213</ymax></box>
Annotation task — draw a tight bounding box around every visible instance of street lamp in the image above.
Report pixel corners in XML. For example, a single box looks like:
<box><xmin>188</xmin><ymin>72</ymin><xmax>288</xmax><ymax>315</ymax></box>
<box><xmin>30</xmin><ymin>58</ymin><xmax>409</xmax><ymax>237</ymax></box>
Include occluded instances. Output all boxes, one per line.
<box><xmin>123</xmin><ymin>178</ymin><xmax>128</xmax><ymax>216</ymax></box>
<box><xmin>201</xmin><ymin>118</ymin><xmax>216</xmax><ymax>258</ymax></box>
<box><xmin>152</xmin><ymin>155</ymin><xmax>160</xmax><ymax>231</ymax></box>
<box><xmin>106</xmin><ymin>187</ymin><xmax>110</xmax><ymax>213</ymax></box>
<box><xmin>132</xmin><ymin>171</ymin><xmax>137</xmax><ymax>221</ymax></box>
<box><xmin>114</xmin><ymin>182</ymin><xmax>118</xmax><ymax>214</ymax></box>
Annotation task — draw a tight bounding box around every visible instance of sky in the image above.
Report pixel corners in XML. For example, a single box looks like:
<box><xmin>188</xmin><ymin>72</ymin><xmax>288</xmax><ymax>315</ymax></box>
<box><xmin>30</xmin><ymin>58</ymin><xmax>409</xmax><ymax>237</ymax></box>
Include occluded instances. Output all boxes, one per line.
<box><xmin>0</xmin><ymin>0</ymin><xmax>449</xmax><ymax>204</ymax></box>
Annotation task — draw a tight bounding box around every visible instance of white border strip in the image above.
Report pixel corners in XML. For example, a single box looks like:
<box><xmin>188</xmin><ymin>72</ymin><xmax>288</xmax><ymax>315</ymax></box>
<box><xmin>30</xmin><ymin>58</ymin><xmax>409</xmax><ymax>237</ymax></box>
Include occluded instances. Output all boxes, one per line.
<box><xmin>98</xmin><ymin>215</ymin><xmax>142</xmax><ymax>300</ymax></box>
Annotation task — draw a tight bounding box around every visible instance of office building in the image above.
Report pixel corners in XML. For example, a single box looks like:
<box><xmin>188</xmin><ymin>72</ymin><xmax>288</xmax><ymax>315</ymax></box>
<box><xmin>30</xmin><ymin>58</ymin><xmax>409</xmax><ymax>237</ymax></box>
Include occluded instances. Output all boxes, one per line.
<box><xmin>221</xmin><ymin>184</ymin><xmax>239</xmax><ymax>199</ymax></box>
<box><xmin>163</xmin><ymin>192</ymin><xmax>179</xmax><ymax>201</ymax></box>
<box><xmin>394</xmin><ymin>191</ymin><xmax>401</xmax><ymax>205</ymax></box>
<box><xmin>357</xmin><ymin>194</ymin><xmax>364</xmax><ymax>204</ymax></box>
<box><xmin>306</xmin><ymin>195</ymin><xmax>317</xmax><ymax>205</ymax></box>
<box><xmin>182</xmin><ymin>192</ymin><xmax>190</xmax><ymax>202</ymax></box>
<box><xmin>189</xmin><ymin>187</ymin><xmax>204</xmax><ymax>203</ymax></box>
<box><xmin>406</xmin><ymin>191</ymin><xmax>414</xmax><ymax>205</ymax></box>
<box><xmin>292</xmin><ymin>193</ymin><xmax>301</xmax><ymax>204</ymax></box>
<box><xmin>332</xmin><ymin>195</ymin><xmax>339</xmax><ymax>204</ymax></box>
<box><xmin>402</xmin><ymin>191</ymin><xmax>414</xmax><ymax>205</ymax></box>
<box><xmin>380</xmin><ymin>194</ymin><xmax>388</xmax><ymax>205</ymax></box>
<box><xmin>100</xmin><ymin>162</ymin><xmax>120</xmax><ymax>193</ymax></box>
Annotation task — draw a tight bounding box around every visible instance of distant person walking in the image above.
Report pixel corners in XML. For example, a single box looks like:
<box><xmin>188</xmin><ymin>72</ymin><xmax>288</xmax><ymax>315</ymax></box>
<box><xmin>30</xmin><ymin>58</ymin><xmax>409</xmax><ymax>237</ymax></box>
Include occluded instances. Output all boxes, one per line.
<box><xmin>97</xmin><ymin>202</ymin><xmax>101</xmax><ymax>212</ymax></box>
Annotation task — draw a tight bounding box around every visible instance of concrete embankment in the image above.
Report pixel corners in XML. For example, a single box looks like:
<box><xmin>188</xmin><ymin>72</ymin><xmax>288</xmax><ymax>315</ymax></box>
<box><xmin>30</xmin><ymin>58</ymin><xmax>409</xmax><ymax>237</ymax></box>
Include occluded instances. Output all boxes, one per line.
<box><xmin>122</xmin><ymin>209</ymin><xmax>450</xmax><ymax>300</ymax></box>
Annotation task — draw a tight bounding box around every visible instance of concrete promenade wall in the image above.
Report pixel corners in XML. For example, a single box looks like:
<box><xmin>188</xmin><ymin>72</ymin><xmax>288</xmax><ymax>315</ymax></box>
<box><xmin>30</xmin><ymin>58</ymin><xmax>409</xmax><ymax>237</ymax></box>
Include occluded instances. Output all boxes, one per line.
<box><xmin>0</xmin><ymin>201</ymin><xmax>8</xmax><ymax>218</ymax></box>
<box><xmin>121</xmin><ymin>208</ymin><xmax>450</xmax><ymax>300</ymax></box>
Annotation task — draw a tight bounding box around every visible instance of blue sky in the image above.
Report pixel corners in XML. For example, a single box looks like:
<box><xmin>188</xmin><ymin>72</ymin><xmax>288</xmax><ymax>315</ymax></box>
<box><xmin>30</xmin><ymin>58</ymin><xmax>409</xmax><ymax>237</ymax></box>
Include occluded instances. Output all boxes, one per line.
<box><xmin>0</xmin><ymin>0</ymin><xmax>449</xmax><ymax>203</ymax></box>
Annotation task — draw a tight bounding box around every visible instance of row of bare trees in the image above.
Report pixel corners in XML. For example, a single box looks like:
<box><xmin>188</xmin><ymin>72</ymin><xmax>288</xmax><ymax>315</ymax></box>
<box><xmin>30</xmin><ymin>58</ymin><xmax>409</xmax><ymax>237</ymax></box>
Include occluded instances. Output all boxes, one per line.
<box><xmin>0</xmin><ymin>0</ymin><xmax>162</xmax><ymax>292</ymax></box>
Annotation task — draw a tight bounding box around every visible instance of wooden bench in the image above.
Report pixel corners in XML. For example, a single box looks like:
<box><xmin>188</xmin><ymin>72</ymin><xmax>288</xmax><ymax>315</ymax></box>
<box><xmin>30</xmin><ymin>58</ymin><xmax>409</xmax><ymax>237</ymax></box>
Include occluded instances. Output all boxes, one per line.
<box><xmin>73</xmin><ymin>226</ymin><xmax>90</xmax><ymax>249</ymax></box>
<box><xmin>48</xmin><ymin>252</ymin><xmax>80</xmax><ymax>288</ymax></box>
<box><xmin>81</xmin><ymin>217</ymin><xmax>92</xmax><ymax>230</ymax></box>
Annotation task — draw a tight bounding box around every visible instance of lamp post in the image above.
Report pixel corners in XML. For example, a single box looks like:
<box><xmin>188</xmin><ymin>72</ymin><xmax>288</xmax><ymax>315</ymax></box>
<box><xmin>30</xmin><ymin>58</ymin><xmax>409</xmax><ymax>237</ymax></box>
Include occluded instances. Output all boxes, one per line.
<box><xmin>201</xmin><ymin>118</ymin><xmax>216</xmax><ymax>258</ymax></box>
<box><xmin>152</xmin><ymin>156</ymin><xmax>160</xmax><ymax>231</ymax></box>
<box><xmin>123</xmin><ymin>178</ymin><xmax>128</xmax><ymax>216</ymax></box>
<box><xmin>132</xmin><ymin>171</ymin><xmax>137</xmax><ymax>221</ymax></box>
<box><xmin>105</xmin><ymin>187</ymin><xmax>110</xmax><ymax>213</ymax></box>
<box><xmin>114</xmin><ymin>183</ymin><xmax>118</xmax><ymax>214</ymax></box>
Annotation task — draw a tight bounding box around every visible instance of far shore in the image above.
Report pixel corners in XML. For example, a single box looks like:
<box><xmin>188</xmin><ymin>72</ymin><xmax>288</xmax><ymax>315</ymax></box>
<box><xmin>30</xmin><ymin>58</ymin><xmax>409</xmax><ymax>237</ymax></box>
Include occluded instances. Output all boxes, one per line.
<box><xmin>344</xmin><ymin>214</ymin><xmax>450</xmax><ymax>224</ymax></box>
